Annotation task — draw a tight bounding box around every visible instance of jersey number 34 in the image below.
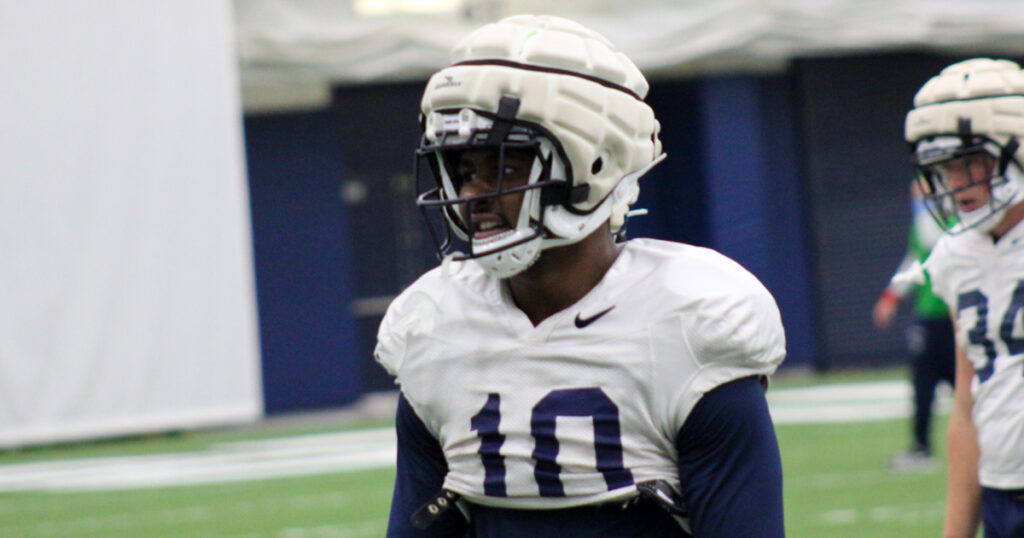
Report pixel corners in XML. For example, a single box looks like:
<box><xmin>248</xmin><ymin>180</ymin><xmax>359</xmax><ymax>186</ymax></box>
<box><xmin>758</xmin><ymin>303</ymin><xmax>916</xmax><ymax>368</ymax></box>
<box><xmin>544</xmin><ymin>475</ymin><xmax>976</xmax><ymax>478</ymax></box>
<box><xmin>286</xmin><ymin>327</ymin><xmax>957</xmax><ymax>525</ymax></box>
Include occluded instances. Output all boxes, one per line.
<box><xmin>958</xmin><ymin>280</ymin><xmax>1024</xmax><ymax>382</ymax></box>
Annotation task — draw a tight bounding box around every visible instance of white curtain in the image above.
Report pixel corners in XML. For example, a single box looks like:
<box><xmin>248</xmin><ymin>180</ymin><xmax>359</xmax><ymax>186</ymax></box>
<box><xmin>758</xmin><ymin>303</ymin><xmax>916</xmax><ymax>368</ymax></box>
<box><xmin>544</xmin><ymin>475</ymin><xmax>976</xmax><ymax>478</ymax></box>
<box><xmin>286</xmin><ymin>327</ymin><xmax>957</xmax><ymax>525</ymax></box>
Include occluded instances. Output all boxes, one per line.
<box><xmin>0</xmin><ymin>0</ymin><xmax>263</xmax><ymax>447</ymax></box>
<box><xmin>235</xmin><ymin>0</ymin><xmax>1024</xmax><ymax>89</ymax></box>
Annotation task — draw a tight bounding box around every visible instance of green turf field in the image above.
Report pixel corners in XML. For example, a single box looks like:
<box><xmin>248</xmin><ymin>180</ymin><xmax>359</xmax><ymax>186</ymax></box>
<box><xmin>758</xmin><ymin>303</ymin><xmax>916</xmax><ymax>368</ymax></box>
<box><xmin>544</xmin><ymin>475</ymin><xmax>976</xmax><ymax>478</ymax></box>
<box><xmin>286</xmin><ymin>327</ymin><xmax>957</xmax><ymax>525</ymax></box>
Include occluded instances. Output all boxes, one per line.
<box><xmin>0</xmin><ymin>370</ymin><xmax>951</xmax><ymax>537</ymax></box>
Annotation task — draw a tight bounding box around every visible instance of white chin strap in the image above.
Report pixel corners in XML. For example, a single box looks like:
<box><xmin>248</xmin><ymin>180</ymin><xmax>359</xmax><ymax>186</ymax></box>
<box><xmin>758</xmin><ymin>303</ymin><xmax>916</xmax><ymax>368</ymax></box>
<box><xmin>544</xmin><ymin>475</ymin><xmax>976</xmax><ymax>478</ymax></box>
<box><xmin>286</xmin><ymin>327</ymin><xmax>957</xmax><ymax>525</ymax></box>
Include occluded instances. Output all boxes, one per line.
<box><xmin>960</xmin><ymin>203</ymin><xmax>1006</xmax><ymax>234</ymax></box>
<box><xmin>475</xmin><ymin>234</ymin><xmax>543</xmax><ymax>278</ymax></box>
<box><xmin>960</xmin><ymin>163</ymin><xmax>1024</xmax><ymax>234</ymax></box>
<box><xmin>470</xmin><ymin>152</ymin><xmax>549</xmax><ymax>279</ymax></box>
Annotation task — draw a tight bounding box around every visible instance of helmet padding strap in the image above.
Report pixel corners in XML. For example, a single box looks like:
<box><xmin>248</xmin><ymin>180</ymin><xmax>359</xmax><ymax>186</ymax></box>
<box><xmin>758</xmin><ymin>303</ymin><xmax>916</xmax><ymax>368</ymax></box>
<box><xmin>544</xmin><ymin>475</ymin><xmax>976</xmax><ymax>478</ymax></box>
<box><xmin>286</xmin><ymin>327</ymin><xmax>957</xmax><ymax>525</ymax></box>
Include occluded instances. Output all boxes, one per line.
<box><xmin>485</xmin><ymin>95</ymin><xmax>520</xmax><ymax>145</ymax></box>
<box><xmin>957</xmin><ymin>117</ymin><xmax>973</xmax><ymax>145</ymax></box>
<box><xmin>1000</xmin><ymin>137</ymin><xmax>1020</xmax><ymax>174</ymax></box>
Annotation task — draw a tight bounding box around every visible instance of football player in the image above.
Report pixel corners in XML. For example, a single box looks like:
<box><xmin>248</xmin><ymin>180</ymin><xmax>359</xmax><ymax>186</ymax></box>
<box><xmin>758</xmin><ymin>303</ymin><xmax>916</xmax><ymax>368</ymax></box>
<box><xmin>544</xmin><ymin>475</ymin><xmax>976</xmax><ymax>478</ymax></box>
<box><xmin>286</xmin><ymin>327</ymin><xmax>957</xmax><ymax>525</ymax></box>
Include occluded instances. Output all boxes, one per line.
<box><xmin>375</xmin><ymin>15</ymin><xmax>787</xmax><ymax>537</ymax></box>
<box><xmin>903</xmin><ymin>58</ymin><xmax>1024</xmax><ymax>537</ymax></box>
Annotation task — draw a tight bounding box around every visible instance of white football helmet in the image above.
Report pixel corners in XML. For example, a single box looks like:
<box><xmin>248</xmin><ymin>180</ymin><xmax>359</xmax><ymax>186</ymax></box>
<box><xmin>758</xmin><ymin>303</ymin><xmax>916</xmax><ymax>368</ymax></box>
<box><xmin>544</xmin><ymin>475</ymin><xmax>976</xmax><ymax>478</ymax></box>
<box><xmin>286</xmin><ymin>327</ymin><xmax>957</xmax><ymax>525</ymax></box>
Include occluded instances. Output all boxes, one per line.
<box><xmin>415</xmin><ymin>14</ymin><xmax>664</xmax><ymax>278</ymax></box>
<box><xmin>905</xmin><ymin>58</ymin><xmax>1024</xmax><ymax>234</ymax></box>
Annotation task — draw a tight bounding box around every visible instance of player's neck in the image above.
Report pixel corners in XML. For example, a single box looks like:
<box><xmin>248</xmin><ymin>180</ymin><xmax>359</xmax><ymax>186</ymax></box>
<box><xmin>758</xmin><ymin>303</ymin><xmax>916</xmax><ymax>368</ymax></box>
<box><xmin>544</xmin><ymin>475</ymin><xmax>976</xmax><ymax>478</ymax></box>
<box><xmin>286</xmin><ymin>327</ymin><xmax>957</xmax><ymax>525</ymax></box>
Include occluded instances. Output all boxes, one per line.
<box><xmin>505</xmin><ymin>227</ymin><xmax>622</xmax><ymax>326</ymax></box>
<box><xmin>989</xmin><ymin>201</ymin><xmax>1024</xmax><ymax>242</ymax></box>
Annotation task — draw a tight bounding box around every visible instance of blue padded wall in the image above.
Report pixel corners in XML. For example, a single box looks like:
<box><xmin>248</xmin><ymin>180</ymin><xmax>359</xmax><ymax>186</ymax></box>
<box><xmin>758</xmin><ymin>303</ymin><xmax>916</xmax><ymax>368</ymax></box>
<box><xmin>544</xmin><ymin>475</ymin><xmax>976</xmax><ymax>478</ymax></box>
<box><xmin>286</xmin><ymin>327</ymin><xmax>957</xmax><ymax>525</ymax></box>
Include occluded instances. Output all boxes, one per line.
<box><xmin>331</xmin><ymin>83</ymin><xmax>438</xmax><ymax>394</ymax></box>
<box><xmin>698</xmin><ymin>75</ymin><xmax>817</xmax><ymax>368</ymax></box>
<box><xmin>629</xmin><ymin>79</ymin><xmax>709</xmax><ymax>246</ymax></box>
<box><xmin>244</xmin><ymin>111</ymin><xmax>362</xmax><ymax>413</ymax></box>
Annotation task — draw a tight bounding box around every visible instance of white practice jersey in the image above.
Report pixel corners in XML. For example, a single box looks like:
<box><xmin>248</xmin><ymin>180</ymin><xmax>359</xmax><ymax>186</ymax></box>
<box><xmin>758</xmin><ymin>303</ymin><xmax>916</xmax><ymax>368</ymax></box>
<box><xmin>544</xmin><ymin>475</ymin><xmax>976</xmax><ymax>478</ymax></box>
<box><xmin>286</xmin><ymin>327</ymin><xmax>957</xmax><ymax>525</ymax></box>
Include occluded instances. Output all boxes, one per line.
<box><xmin>375</xmin><ymin>238</ymin><xmax>786</xmax><ymax>508</ymax></box>
<box><xmin>924</xmin><ymin>221</ymin><xmax>1024</xmax><ymax>489</ymax></box>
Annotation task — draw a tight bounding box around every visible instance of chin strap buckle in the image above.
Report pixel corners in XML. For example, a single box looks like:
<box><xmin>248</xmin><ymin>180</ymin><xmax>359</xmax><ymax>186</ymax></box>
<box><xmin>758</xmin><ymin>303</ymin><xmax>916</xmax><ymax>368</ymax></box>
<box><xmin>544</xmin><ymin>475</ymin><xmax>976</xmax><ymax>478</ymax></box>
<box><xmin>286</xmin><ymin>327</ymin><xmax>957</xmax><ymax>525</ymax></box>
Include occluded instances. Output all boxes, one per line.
<box><xmin>636</xmin><ymin>480</ymin><xmax>688</xmax><ymax>517</ymax></box>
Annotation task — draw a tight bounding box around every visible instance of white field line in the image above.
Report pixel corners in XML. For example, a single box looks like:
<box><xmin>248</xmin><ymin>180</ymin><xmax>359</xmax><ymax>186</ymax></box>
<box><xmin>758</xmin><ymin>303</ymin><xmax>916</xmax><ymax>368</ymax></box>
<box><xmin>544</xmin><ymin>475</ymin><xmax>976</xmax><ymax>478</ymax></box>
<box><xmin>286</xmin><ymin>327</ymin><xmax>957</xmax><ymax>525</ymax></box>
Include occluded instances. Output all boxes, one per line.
<box><xmin>0</xmin><ymin>380</ymin><xmax>944</xmax><ymax>493</ymax></box>
<box><xmin>0</xmin><ymin>429</ymin><xmax>396</xmax><ymax>493</ymax></box>
<box><xmin>818</xmin><ymin>500</ymin><xmax>945</xmax><ymax>526</ymax></box>
<box><xmin>5</xmin><ymin>505</ymin><xmax>216</xmax><ymax>537</ymax></box>
<box><xmin>277</xmin><ymin>521</ymin><xmax>380</xmax><ymax>538</ymax></box>
<box><xmin>767</xmin><ymin>379</ymin><xmax>950</xmax><ymax>423</ymax></box>
<box><xmin>3</xmin><ymin>492</ymin><xmax>359</xmax><ymax>538</ymax></box>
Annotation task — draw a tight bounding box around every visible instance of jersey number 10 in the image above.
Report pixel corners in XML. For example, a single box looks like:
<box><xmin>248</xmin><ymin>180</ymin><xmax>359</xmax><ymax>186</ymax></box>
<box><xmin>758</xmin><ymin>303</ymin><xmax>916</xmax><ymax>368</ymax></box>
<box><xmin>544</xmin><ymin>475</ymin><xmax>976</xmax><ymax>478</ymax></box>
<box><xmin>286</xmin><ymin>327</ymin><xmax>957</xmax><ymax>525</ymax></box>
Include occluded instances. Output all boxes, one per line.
<box><xmin>470</xmin><ymin>387</ymin><xmax>635</xmax><ymax>497</ymax></box>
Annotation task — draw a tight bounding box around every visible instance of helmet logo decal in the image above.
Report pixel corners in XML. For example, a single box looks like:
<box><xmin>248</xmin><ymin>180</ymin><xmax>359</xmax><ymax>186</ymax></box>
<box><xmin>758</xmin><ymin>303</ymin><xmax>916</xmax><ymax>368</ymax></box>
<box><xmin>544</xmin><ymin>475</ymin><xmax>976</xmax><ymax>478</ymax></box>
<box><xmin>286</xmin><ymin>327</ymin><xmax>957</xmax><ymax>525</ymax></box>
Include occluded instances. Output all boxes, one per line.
<box><xmin>434</xmin><ymin>75</ymin><xmax>462</xmax><ymax>90</ymax></box>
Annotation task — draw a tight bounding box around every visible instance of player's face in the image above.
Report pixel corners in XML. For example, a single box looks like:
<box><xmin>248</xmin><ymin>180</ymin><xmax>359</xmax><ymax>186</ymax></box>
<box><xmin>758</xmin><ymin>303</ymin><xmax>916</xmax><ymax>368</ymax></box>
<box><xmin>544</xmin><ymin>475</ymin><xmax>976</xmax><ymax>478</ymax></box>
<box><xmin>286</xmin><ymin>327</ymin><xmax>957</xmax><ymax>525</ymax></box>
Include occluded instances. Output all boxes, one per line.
<box><xmin>935</xmin><ymin>152</ymin><xmax>997</xmax><ymax>212</ymax></box>
<box><xmin>455</xmin><ymin>148</ymin><xmax>534</xmax><ymax>240</ymax></box>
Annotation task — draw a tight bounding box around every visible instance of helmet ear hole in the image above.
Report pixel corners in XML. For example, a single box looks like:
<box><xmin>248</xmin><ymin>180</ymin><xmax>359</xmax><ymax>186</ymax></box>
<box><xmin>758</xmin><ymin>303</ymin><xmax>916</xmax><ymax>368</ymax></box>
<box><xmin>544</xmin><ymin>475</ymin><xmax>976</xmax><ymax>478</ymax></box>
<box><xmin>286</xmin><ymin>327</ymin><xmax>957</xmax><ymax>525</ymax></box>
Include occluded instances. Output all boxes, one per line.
<box><xmin>591</xmin><ymin>157</ymin><xmax>603</xmax><ymax>175</ymax></box>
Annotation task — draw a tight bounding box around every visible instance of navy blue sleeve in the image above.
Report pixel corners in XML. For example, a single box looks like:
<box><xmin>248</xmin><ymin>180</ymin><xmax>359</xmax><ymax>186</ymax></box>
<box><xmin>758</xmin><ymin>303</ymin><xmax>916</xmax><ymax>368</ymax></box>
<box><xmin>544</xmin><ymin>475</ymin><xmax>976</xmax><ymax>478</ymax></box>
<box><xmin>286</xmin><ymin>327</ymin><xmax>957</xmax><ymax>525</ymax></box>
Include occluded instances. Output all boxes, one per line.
<box><xmin>675</xmin><ymin>376</ymin><xmax>784</xmax><ymax>537</ymax></box>
<box><xmin>387</xmin><ymin>392</ymin><xmax>469</xmax><ymax>537</ymax></box>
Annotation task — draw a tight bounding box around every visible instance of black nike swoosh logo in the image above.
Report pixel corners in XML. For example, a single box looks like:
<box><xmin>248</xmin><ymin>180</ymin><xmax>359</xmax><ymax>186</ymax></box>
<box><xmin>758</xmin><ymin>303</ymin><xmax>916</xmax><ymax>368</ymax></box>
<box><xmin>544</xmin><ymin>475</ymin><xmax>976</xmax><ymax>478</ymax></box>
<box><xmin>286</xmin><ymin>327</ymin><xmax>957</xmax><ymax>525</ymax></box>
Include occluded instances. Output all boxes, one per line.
<box><xmin>574</xmin><ymin>306</ymin><xmax>615</xmax><ymax>329</ymax></box>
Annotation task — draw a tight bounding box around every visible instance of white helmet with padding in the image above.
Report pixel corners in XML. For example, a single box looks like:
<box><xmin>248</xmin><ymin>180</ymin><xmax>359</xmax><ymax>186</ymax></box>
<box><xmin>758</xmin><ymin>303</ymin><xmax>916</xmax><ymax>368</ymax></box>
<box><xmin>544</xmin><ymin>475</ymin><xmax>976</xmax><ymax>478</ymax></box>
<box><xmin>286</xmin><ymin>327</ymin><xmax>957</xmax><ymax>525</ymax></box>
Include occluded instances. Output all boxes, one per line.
<box><xmin>416</xmin><ymin>14</ymin><xmax>664</xmax><ymax>277</ymax></box>
<box><xmin>905</xmin><ymin>58</ymin><xmax>1024</xmax><ymax>233</ymax></box>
